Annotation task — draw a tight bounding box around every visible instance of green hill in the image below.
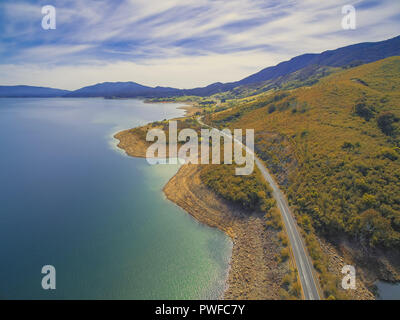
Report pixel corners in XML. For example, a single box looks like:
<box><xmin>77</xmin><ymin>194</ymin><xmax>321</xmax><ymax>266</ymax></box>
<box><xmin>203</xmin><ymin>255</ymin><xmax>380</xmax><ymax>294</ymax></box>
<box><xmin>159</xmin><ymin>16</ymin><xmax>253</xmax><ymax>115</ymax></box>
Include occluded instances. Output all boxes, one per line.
<box><xmin>205</xmin><ymin>56</ymin><xmax>400</xmax><ymax>297</ymax></box>
<box><xmin>209</xmin><ymin>56</ymin><xmax>400</xmax><ymax>248</ymax></box>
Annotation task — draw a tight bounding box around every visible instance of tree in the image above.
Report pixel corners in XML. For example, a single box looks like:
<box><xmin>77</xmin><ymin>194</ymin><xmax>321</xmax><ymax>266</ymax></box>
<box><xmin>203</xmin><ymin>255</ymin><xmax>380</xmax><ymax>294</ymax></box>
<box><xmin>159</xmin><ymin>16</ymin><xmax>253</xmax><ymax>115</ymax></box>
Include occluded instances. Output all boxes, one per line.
<box><xmin>356</xmin><ymin>209</ymin><xmax>393</xmax><ymax>247</ymax></box>
<box><xmin>377</xmin><ymin>112</ymin><xmax>398</xmax><ymax>136</ymax></box>
<box><xmin>355</xmin><ymin>102</ymin><xmax>374</xmax><ymax>121</ymax></box>
<box><xmin>268</xmin><ymin>105</ymin><xmax>276</xmax><ymax>113</ymax></box>
<box><xmin>342</xmin><ymin>142</ymin><xmax>354</xmax><ymax>150</ymax></box>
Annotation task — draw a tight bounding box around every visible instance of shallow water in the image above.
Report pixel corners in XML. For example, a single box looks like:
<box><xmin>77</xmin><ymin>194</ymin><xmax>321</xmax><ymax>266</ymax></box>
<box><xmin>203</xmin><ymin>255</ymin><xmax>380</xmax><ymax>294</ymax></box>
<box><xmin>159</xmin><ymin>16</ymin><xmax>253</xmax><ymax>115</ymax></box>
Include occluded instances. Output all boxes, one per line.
<box><xmin>0</xmin><ymin>98</ymin><xmax>232</xmax><ymax>299</ymax></box>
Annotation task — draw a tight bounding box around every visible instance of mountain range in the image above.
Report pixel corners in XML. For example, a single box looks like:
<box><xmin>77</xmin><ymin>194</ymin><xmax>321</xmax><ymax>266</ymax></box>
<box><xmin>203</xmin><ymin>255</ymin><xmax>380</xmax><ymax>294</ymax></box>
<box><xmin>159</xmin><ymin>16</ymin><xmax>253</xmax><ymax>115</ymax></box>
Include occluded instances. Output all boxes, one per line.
<box><xmin>1</xmin><ymin>35</ymin><xmax>399</xmax><ymax>98</ymax></box>
<box><xmin>0</xmin><ymin>85</ymin><xmax>70</xmax><ymax>98</ymax></box>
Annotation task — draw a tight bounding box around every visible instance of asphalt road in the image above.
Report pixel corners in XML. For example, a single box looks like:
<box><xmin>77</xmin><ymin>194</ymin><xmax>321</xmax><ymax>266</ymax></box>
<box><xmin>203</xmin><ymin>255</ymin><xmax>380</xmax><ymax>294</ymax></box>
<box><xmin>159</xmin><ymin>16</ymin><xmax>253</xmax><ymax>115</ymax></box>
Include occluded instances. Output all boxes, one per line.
<box><xmin>197</xmin><ymin>116</ymin><xmax>321</xmax><ymax>300</ymax></box>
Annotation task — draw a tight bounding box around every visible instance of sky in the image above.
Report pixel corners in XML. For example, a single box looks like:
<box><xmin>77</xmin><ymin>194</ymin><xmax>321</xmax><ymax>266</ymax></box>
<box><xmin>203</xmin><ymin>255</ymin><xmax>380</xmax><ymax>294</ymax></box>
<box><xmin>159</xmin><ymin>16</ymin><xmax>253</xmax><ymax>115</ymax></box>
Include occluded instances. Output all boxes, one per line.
<box><xmin>0</xmin><ymin>0</ymin><xmax>399</xmax><ymax>90</ymax></box>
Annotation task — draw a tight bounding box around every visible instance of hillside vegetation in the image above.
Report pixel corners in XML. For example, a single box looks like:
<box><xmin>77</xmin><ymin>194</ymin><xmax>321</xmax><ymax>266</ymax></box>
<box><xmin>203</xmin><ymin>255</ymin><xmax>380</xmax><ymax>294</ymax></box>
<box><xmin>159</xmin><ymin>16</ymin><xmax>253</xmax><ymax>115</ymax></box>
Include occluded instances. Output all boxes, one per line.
<box><xmin>201</xmin><ymin>164</ymin><xmax>275</xmax><ymax>212</ymax></box>
<box><xmin>208</xmin><ymin>56</ymin><xmax>400</xmax><ymax>250</ymax></box>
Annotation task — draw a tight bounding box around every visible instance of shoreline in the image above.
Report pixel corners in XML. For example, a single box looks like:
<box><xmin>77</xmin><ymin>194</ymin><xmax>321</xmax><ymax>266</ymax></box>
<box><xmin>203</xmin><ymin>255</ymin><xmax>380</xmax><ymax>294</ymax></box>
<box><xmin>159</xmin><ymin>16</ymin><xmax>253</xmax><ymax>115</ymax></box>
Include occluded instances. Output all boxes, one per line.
<box><xmin>143</xmin><ymin>99</ymin><xmax>201</xmax><ymax>117</ymax></box>
<box><xmin>113</xmin><ymin>104</ymin><xmax>288</xmax><ymax>299</ymax></box>
<box><xmin>177</xmin><ymin>105</ymin><xmax>201</xmax><ymax>117</ymax></box>
<box><xmin>161</xmin><ymin>164</ymin><xmax>287</xmax><ymax>299</ymax></box>
<box><xmin>113</xmin><ymin>103</ymin><xmax>383</xmax><ymax>300</ymax></box>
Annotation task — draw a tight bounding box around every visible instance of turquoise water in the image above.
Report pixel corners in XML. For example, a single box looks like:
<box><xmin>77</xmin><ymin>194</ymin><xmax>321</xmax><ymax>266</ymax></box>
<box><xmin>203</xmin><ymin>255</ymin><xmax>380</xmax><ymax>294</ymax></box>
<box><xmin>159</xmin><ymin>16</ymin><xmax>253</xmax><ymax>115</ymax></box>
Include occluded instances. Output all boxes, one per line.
<box><xmin>0</xmin><ymin>98</ymin><xmax>232</xmax><ymax>299</ymax></box>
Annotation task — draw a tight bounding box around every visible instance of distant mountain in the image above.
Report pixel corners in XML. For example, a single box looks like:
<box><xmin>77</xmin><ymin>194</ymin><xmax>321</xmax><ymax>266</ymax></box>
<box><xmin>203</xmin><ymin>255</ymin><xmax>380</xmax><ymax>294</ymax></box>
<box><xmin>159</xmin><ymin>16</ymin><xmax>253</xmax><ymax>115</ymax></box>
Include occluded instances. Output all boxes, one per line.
<box><xmin>0</xmin><ymin>85</ymin><xmax>70</xmax><ymax>97</ymax></box>
<box><xmin>2</xmin><ymin>35</ymin><xmax>399</xmax><ymax>98</ymax></box>
<box><xmin>181</xmin><ymin>82</ymin><xmax>229</xmax><ymax>97</ymax></box>
<box><xmin>236</xmin><ymin>35</ymin><xmax>400</xmax><ymax>86</ymax></box>
<box><xmin>64</xmin><ymin>81</ymin><xmax>181</xmax><ymax>98</ymax></box>
<box><xmin>72</xmin><ymin>35</ymin><xmax>398</xmax><ymax>98</ymax></box>
<box><xmin>183</xmin><ymin>34</ymin><xmax>400</xmax><ymax>96</ymax></box>
<box><xmin>217</xmin><ymin>65</ymin><xmax>340</xmax><ymax>99</ymax></box>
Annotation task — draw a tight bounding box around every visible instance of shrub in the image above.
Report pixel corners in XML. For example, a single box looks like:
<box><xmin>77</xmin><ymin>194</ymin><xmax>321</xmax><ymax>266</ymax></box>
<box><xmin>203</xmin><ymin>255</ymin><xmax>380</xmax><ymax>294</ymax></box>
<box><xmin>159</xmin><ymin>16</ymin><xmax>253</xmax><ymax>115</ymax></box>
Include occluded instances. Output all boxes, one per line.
<box><xmin>378</xmin><ymin>147</ymin><xmax>398</xmax><ymax>161</ymax></box>
<box><xmin>200</xmin><ymin>164</ymin><xmax>274</xmax><ymax>211</ymax></box>
<box><xmin>377</xmin><ymin>112</ymin><xmax>398</xmax><ymax>136</ymax></box>
<box><xmin>355</xmin><ymin>102</ymin><xmax>375</xmax><ymax>121</ymax></box>
<box><xmin>355</xmin><ymin>209</ymin><xmax>394</xmax><ymax>247</ymax></box>
<box><xmin>265</xmin><ymin>208</ymin><xmax>283</xmax><ymax>230</ymax></box>
<box><xmin>268</xmin><ymin>105</ymin><xmax>276</xmax><ymax>113</ymax></box>
<box><xmin>280</xmin><ymin>247</ymin><xmax>290</xmax><ymax>262</ymax></box>
<box><xmin>342</xmin><ymin>142</ymin><xmax>354</xmax><ymax>150</ymax></box>
<box><xmin>362</xmin><ymin>194</ymin><xmax>378</xmax><ymax>208</ymax></box>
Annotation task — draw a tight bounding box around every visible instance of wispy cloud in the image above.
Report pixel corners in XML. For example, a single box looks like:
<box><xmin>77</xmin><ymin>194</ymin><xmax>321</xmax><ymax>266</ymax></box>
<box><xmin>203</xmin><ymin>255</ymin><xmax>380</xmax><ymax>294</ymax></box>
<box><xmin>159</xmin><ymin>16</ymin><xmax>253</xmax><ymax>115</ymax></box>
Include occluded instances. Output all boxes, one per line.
<box><xmin>0</xmin><ymin>0</ymin><xmax>399</xmax><ymax>89</ymax></box>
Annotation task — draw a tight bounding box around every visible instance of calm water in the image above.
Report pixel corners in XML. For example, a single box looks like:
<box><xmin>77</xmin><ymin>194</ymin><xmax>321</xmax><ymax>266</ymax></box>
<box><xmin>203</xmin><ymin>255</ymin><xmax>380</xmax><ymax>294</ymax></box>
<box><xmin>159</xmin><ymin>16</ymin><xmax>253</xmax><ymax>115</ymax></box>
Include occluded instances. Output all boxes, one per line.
<box><xmin>376</xmin><ymin>281</ymin><xmax>400</xmax><ymax>300</ymax></box>
<box><xmin>0</xmin><ymin>98</ymin><xmax>232</xmax><ymax>299</ymax></box>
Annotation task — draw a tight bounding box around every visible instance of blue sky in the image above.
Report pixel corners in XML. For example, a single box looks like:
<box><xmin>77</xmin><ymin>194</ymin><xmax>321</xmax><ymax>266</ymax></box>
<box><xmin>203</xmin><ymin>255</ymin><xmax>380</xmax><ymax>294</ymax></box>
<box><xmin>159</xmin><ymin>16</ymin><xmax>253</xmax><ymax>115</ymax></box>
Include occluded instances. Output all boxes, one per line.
<box><xmin>0</xmin><ymin>0</ymin><xmax>399</xmax><ymax>90</ymax></box>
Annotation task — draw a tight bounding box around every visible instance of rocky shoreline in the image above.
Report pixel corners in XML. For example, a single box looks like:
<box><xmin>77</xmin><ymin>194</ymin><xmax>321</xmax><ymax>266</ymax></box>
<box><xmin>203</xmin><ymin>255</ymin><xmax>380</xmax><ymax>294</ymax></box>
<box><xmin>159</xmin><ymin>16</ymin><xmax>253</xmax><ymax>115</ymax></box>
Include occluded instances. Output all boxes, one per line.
<box><xmin>114</xmin><ymin>127</ymin><xmax>289</xmax><ymax>299</ymax></box>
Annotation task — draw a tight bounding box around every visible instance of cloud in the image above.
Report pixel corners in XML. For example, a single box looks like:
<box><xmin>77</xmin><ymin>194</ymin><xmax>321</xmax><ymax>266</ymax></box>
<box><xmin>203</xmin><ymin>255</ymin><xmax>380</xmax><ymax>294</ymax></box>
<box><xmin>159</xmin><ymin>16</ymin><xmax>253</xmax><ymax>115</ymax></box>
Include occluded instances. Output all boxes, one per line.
<box><xmin>0</xmin><ymin>0</ymin><xmax>399</xmax><ymax>89</ymax></box>
<box><xmin>0</xmin><ymin>50</ymin><xmax>284</xmax><ymax>90</ymax></box>
<box><xmin>13</xmin><ymin>44</ymin><xmax>93</xmax><ymax>63</ymax></box>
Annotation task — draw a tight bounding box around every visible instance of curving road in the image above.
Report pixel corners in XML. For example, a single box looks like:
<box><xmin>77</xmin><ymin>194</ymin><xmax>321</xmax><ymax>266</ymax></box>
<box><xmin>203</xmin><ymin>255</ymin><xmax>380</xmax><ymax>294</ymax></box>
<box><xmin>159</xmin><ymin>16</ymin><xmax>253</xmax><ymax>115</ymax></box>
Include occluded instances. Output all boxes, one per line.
<box><xmin>197</xmin><ymin>116</ymin><xmax>321</xmax><ymax>300</ymax></box>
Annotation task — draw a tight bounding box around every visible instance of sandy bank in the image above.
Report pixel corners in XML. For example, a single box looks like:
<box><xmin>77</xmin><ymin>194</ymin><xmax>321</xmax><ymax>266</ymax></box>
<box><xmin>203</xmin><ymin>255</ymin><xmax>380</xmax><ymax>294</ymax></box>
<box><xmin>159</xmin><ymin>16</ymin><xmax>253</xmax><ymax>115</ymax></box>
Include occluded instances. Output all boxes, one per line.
<box><xmin>114</xmin><ymin>129</ymin><xmax>148</xmax><ymax>158</ymax></box>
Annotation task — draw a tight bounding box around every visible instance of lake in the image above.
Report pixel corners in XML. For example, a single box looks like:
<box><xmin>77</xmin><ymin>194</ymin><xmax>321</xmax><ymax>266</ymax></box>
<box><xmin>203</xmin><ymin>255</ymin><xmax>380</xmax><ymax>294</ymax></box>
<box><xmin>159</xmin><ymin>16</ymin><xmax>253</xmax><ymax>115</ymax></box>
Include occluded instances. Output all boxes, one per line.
<box><xmin>376</xmin><ymin>281</ymin><xmax>400</xmax><ymax>300</ymax></box>
<box><xmin>0</xmin><ymin>98</ymin><xmax>232</xmax><ymax>299</ymax></box>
